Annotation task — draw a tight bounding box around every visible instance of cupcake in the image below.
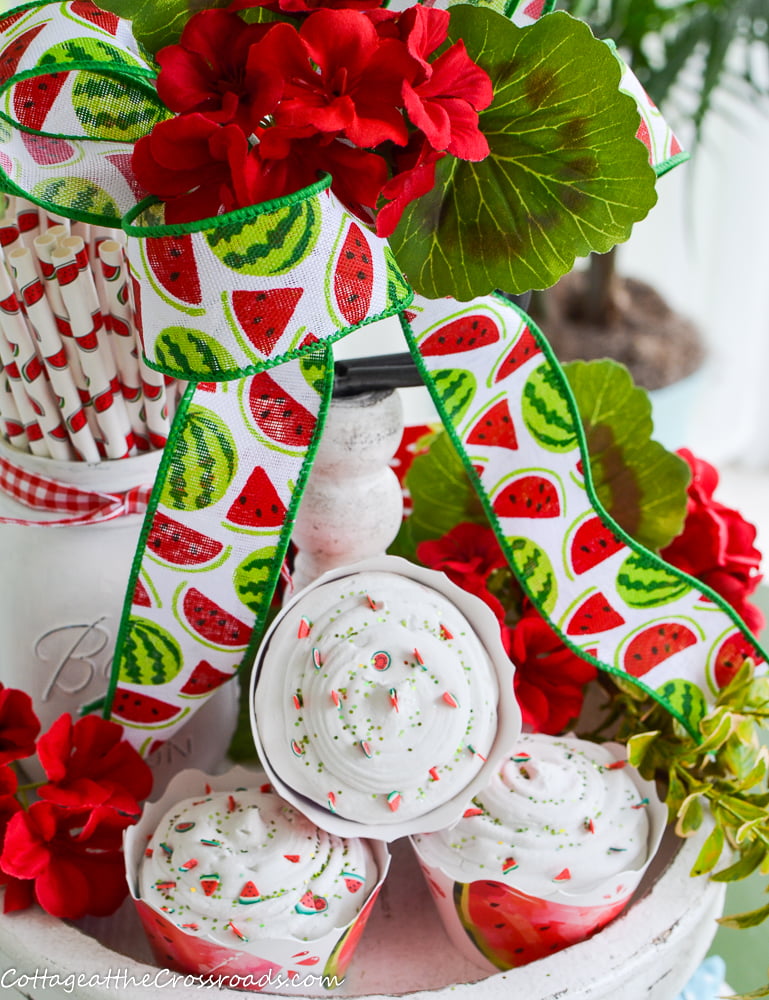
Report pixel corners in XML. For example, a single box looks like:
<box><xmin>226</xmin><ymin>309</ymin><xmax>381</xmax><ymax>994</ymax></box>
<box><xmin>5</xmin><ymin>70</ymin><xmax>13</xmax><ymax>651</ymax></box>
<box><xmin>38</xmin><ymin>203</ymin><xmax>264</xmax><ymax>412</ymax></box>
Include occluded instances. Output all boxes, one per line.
<box><xmin>125</xmin><ymin>768</ymin><xmax>389</xmax><ymax>992</ymax></box>
<box><xmin>250</xmin><ymin>556</ymin><xmax>521</xmax><ymax>839</ymax></box>
<box><xmin>410</xmin><ymin>733</ymin><xmax>666</xmax><ymax>971</ymax></box>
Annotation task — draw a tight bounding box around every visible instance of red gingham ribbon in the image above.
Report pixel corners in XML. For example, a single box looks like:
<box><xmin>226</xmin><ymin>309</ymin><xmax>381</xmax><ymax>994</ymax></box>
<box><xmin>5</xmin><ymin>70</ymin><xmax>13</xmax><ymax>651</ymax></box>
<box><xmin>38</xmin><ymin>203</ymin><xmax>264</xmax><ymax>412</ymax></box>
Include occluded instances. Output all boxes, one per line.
<box><xmin>0</xmin><ymin>454</ymin><xmax>151</xmax><ymax>527</ymax></box>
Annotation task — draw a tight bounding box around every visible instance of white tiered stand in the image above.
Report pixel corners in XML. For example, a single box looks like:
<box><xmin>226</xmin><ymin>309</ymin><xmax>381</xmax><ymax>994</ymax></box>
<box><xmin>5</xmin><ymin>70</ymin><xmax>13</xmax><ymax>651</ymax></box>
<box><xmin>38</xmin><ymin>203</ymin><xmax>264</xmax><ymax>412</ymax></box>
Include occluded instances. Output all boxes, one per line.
<box><xmin>0</xmin><ymin>389</ymin><xmax>726</xmax><ymax>998</ymax></box>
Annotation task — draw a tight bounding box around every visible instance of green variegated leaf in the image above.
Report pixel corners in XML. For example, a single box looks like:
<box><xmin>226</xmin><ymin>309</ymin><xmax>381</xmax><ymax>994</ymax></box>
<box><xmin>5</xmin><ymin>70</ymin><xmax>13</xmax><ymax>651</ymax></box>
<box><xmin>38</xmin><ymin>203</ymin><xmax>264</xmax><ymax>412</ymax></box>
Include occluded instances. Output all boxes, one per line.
<box><xmin>717</xmin><ymin>900</ymin><xmax>769</xmax><ymax>931</ymax></box>
<box><xmin>390</xmin><ymin>8</ymin><xmax>657</xmax><ymax>299</ymax></box>
<box><xmin>690</xmin><ymin>823</ymin><xmax>725</xmax><ymax>877</ymax></box>
<box><xmin>674</xmin><ymin>791</ymin><xmax>704</xmax><ymax>837</ymax></box>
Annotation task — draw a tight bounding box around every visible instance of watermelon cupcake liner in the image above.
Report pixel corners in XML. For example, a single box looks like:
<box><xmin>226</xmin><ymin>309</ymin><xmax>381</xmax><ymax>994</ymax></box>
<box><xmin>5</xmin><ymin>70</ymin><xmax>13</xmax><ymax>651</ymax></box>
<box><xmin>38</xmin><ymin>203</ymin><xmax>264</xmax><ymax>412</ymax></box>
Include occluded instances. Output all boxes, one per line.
<box><xmin>409</xmin><ymin>740</ymin><xmax>667</xmax><ymax>974</ymax></box>
<box><xmin>124</xmin><ymin>766</ymin><xmax>390</xmax><ymax>994</ymax></box>
<box><xmin>249</xmin><ymin>555</ymin><xmax>522</xmax><ymax>841</ymax></box>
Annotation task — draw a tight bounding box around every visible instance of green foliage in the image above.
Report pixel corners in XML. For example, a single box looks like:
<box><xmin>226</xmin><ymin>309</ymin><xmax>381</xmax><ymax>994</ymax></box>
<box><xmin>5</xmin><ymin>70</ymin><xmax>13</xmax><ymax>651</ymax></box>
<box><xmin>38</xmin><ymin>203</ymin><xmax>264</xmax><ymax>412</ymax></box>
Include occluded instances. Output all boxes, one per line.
<box><xmin>611</xmin><ymin>660</ymin><xmax>769</xmax><ymax>929</ymax></box>
<box><xmin>562</xmin><ymin>0</ymin><xmax>769</xmax><ymax>141</ymax></box>
<box><xmin>563</xmin><ymin>359</ymin><xmax>690</xmax><ymax>551</ymax></box>
<box><xmin>389</xmin><ymin>8</ymin><xmax>657</xmax><ymax>299</ymax></box>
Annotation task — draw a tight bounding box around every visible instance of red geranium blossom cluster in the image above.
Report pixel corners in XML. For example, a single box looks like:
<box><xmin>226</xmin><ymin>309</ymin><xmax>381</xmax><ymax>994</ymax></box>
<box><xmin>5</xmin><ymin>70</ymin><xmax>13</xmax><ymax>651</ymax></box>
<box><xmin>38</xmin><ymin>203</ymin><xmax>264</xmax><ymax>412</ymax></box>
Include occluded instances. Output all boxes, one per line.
<box><xmin>0</xmin><ymin>689</ymin><xmax>152</xmax><ymax>919</ymax></box>
<box><xmin>133</xmin><ymin>4</ymin><xmax>492</xmax><ymax>230</ymax></box>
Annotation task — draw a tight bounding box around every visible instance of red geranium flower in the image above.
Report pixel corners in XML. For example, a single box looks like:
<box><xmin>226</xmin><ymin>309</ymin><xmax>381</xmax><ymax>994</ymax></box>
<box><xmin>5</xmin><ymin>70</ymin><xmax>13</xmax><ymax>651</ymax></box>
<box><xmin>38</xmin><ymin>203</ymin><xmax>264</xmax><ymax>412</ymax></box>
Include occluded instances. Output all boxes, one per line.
<box><xmin>0</xmin><ymin>801</ymin><xmax>132</xmax><ymax>919</ymax></box>
<box><xmin>36</xmin><ymin>714</ymin><xmax>153</xmax><ymax>817</ymax></box>
<box><xmin>376</xmin><ymin>133</ymin><xmax>446</xmax><ymax>237</ymax></box>
<box><xmin>229</xmin><ymin>0</ymin><xmax>384</xmax><ymax>16</ymax></box>
<box><xmin>155</xmin><ymin>11</ymin><xmax>282</xmax><ymax>131</ymax></box>
<box><xmin>661</xmin><ymin>449</ymin><xmax>764</xmax><ymax>635</ymax></box>
<box><xmin>0</xmin><ymin>686</ymin><xmax>40</xmax><ymax>765</ymax></box>
<box><xmin>267</xmin><ymin>12</ymin><xmax>414</xmax><ymax>148</ymax></box>
<box><xmin>132</xmin><ymin>114</ymin><xmax>250</xmax><ymax>223</ymax></box>
<box><xmin>417</xmin><ymin>522</ymin><xmax>508</xmax><ymax>621</ymax></box>
<box><xmin>505</xmin><ymin>605</ymin><xmax>598</xmax><ymax>735</ymax></box>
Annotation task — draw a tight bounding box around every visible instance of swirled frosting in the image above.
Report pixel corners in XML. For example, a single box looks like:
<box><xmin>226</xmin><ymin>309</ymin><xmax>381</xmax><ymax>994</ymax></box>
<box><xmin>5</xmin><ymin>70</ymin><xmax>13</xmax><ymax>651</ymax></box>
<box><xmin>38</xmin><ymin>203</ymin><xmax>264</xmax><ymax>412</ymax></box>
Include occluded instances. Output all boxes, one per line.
<box><xmin>253</xmin><ymin>569</ymin><xmax>502</xmax><ymax>826</ymax></box>
<box><xmin>139</xmin><ymin>787</ymin><xmax>377</xmax><ymax>942</ymax></box>
<box><xmin>412</xmin><ymin>733</ymin><xmax>653</xmax><ymax>896</ymax></box>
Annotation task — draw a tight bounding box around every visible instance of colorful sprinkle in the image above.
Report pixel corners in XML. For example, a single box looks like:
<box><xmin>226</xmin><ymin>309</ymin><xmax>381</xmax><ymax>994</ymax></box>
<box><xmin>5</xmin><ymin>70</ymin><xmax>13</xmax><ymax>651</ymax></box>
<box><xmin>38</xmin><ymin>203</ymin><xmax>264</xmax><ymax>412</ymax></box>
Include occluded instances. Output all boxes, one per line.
<box><xmin>228</xmin><ymin>920</ymin><xmax>249</xmax><ymax>942</ymax></box>
<box><xmin>291</xmin><ymin>739</ymin><xmax>305</xmax><ymax>757</ymax></box>
<box><xmin>199</xmin><ymin>874</ymin><xmax>220</xmax><ymax>896</ymax></box>
<box><xmin>632</xmin><ymin>798</ymin><xmax>650</xmax><ymax>810</ymax></box>
<box><xmin>159</xmin><ymin>842</ymin><xmax>173</xmax><ymax>858</ymax></box>
<box><xmin>260</xmin><ymin>783</ymin><xmax>272</xmax><ymax>793</ymax></box>
<box><xmin>466</xmin><ymin>744</ymin><xmax>487</xmax><ymax>761</ymax></box>
<box><xmin>199</xmin><ymin>838</ymin><xmax>221</xmax><ymax>847</ymax></box>
<box><xmin>238</xmin><ymin>880</ymin><xmax>261</xmax><ymax>904</ymax></box>
<box><xmin>413</xmin><ymin>648</ymin><xmax>426</xmax><ymax>670</ymax></box>
<box><xmin>389</xmin><ymin>688</ymin><xmax>399</xmax><ymax>712</ymax></box>
<box><xmin>178</xmin><ymin>859</ymin><xmax>198</xmax><ymax>872</ymax></box>
<box><xmin>297</xmin><ymin>617</ymin><xmax>312</xmax><ymax>639</ymax></box>
<box><xmin>428</xmin><ymin>767</ymin><xmax>440</xmax><ymax>782</ymax></box>
<box><xmin>327</xmin><ymin>792</ymin><xmax>337</xmax><ymax>813</ymax></box>
<box><xmin>292</xmin><ymin>692</ymin><xmax>304</xmax><ymax>710</ymax></box>
<box><xmin>359</xmin><ymin>740</ymin><xmax>373</xmax><ymax>758</ymax></box>
<box><xmin>331</xmin><ymin>690</ymin><xmax>341</xmax><ymax>708</ymax></box>
<box><xmin>463</xmin><ymin>807</ymin><xmax>483</xmax><ymax>818</ymax></box>
<box><xmin>144</xmin><ymin>847</ymin><xmax>154</xmax><ymax>858</ymax></box>
<box><xmin>342</xmin><ymin>872</ymin><xmax>365</xmax><ymax>893</ymax></box>
<box><xmin>387</xmin><ymin>791</ymin><xmax>402</xmax><ymax>812</ymax></box>
<box><xmin>584</xmin><ymin>819</ymin><xmax>595</xmax><ymax>834</ymax></box>
<box><xmin>204</xmin><ymin>784</ymin><xmax>212</xmax><ymax>794</ymax></box>
<box><xmin>502</xmin><ymin>857</ymin><xmax>518</xmax><ymax>874</ymax></box>
<box><xmin>519</xmin><ymin>766</ymin><xmax>531</xmax><ymax>779</ymax></box>
<box><xmin>284</xmin><ymin>854</ymin><xmax>300</xmax><ymax>863</ymax></box>
<box><xmin>365</xmin><ymin>594</ymin><xmax>378</xmax><ymax>610</ymax></box>
<box><xmin>553</xmin><ymin>869</ymin><xmax>572</xmax><ymax>882</ymax></box>
<box><xmin>512</xmin><ymin>752</ymin><xmax>531</xmax><ymax>764</ymax></box>
<box><xmin>154</xmin><ymin>880</ymin><xmax>176</xmax><ymax>892</ymax></box>
<box><xmin>181</xmin><ymin>923</ymin><xmax>199</xmax><ymax>930</ymax></box>
<box><xmin>312</xmin><ymin>647</ymin><xmax>323</xmax><ymax>669</ymax></box>
<box><xmin>160</xmin><ymin>906</ymin><xmax>175</xmax><ymax>914</ymax></box>
<box><xmin>174</xmin><ymin>821</ymin><xmax>195</xmax><ymax>833</ymax></box>
<box><xmin>439</xmin><ymin>624</ymin><xmax>453</xmax><ymax>640</ymax></box>
<box><xmin>442</xmin><ymin>691</ymin><xmax>459</xmax><ymax>708</ymax></box>
<box><xmin>295</xmin><ymin>890</ymin><xmax>328</xmax><ymax>914</ymax></box>
<box><xmin>372</xmin><ymin>650</ymin><xmax>391</xmax><ymax>671</ymax></box>
<box><xmin>608</xmin><ymin>847</ymin><xmax>627</xmax><ymax>853</ymax></box>
<box><xmin>228</xmin><ymin>795</ymin><xmax>238</xmax><ymax>813</ymax></box>
<box><xmin>607</xmin><ymin>760</ymin><xmax>627</xmax><ymax>770</ymax></box>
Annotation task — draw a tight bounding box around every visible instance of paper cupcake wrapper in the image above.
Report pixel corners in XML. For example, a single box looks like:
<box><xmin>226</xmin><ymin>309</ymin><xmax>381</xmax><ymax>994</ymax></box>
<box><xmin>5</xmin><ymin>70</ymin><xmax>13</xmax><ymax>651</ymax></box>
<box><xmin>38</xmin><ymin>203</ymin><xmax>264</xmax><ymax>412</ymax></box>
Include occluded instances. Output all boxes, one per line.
<box><xmin>249</xmin><ymin>555</ymin><xmax>522</xmax><ymax>841</ymax></box>
<box><xmin>409</xmin><ymin>746</ymin><xmax>667</xmax><ymax>973</ymax></box>
<box><xmin>124</xmin><ymin>766</ymin><xmax>390</xmax><ymax>994</ymax></box>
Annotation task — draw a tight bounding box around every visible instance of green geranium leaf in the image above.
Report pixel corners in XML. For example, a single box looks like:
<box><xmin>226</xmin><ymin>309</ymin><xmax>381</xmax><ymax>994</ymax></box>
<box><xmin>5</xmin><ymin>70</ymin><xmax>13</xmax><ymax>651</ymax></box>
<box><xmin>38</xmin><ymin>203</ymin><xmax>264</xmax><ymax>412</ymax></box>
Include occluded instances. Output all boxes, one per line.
<box><xmin>390</xmin><ymin>8</ymin><xmax>657</xmax><ymax>300</ymax></box>
<box><xmin>96</xmin><ymin>0</ymin><xmax>285</xmax><ymax>53</ymax></box>
<box><xmin>563</xmin><ymin>359</ymin><xmax>690</xmax><ymax>551</ymax></box>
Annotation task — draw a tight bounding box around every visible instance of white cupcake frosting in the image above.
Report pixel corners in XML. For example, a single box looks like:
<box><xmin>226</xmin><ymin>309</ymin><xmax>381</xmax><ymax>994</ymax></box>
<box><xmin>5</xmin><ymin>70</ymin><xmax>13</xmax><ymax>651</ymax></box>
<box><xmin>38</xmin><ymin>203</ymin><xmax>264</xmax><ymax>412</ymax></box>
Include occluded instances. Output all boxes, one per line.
<box><xmin>139</xmin><ymin>786</ymin><xmax>377</xmax><ymax>943</ymax></box>
<box><xmin>253</xmin><ymin>569</ymin><xmax>501</xmax><ymax>826</ymax></box>
<box><xmin>412</xmin><ymin>733</ymin><xmax>653</xmax><ymax>897</ymax></box>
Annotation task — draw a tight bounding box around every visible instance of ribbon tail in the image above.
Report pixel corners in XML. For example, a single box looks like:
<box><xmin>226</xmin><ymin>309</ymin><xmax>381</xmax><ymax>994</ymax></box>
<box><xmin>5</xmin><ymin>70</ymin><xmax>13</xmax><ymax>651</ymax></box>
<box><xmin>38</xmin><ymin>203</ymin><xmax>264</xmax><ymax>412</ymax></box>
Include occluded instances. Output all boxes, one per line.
<box><xmin>103</xmin><ymin>346</ymin><xmax>334</xmax><ymax>752</ymax></box>
<box><xmin>401</xmin><ymin>292</ymin><xmax>767</xmax><ymax>738</ymax></box>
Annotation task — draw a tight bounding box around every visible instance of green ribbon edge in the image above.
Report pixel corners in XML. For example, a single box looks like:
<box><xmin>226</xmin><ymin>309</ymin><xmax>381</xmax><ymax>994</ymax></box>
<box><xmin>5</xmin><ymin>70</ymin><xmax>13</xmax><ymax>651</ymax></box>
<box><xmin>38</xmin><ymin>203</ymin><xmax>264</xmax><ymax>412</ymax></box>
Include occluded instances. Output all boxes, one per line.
<box><xmin>102</xmin><ymin>340</ymin><xmax>337</xmax><ymax>724</ymax></box>
<box><xmin>401</xmin><ymin>292</ymin><xmax>769</xmax><ymax>742</ymax></box>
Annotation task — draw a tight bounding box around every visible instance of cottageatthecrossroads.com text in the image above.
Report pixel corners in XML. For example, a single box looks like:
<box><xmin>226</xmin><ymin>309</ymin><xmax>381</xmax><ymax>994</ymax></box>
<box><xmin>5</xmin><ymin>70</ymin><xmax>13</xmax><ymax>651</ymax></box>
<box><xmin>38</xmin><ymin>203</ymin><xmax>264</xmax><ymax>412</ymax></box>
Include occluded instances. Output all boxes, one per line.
<box><xmin>0</xmin><ymin>968</ymin><xmax>344</xmax><ymax>993</ymax></box>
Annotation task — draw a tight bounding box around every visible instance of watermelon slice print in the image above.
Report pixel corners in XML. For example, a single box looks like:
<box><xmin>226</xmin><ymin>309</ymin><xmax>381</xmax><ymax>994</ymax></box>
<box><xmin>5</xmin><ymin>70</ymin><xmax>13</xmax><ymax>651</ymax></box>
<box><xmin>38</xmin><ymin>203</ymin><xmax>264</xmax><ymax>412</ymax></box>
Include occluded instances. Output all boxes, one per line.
<box><xmin>179</xmin><ymin>587</ymin><xmax>253</xmax><ymax>648</ymax></box>
<box><xmin>708</xmin><ymin>630</ymin><xmax>765</xmax><ymax>689</ymax></box>
<box><xmin>622</xmin><ymin>621</ymin><xmax>699</xmax><ymax>677</ymax></box>
<box><xmin>226</xmin><ymin>466</ymin><xmax>286</xmax><ymax>528</ymax></box>
<box><xmin>493</xmin><ymin>325</ymin><xmax>542</xmax><ymax>383</ymax></box>
<box><xmin>13</xmin><ymin>73</ymin><xmax>67</xmax><ymax>131</ymax></box>
<box><xmin>229</xmin><ymin>287</ymin><xmax>302</xmax><ymax>356</ymax></box>
<box><xmin>146</xmin><ymin>511</ymin><xmax>226</xmax><ymax>568</ymax></box>
<box><xmin>569</xmin><ymin>516</ymin><xmax>624</xmax><ymax>574</ymax></box>
<box><xmin>146</xmin><ymin>234</ymin><xmax>202</xmax><ymax>307</ymax></box>
<box><xmin>0</xmin><ymin>24</ymin><xmax>45</xmax><ymax>84</ymax></box>
<box><xmin>247</xmin><ymin>370</ymin><xmax>317</xmax><ymax>450</ymax></box>
<box><xmin>493</xmin><ymin>474</ymin><xmax>560</xmax><ymax>518</ymax></box>
<box><xmin>323</xmin><ymin>887</ymin><xmax>381</xmax><ymax>980</ymax></box>
<box><xmin>467</xmin><ymin>398</ymin><xmax>518</xmax><ymax>450</ymax></box>
<box><xmin>566</xmin><ymin>592</ymin><xmax>625</xmax><ymax>635</ymax></box>
<box><xmin>420</xmin><ymin>314</ymin><xmax>501</xmax><ymax>356</ymax></box>
<box><xmin>179</xmin><ymin>660</ymin><xmax>233</xmax><ymax>697</ymax></box>
<box><xmin>111</xmin><ymin>688</ymin><xmax>187</xmax><ymax>728</ymax></box>
<box><xmin>333</xmin><ymin>223</ymin><xmax>374</xmax><ymax>325</ymax></box>
<box><xmin>69</xmin><ymin>0</ymin><xmax>120</xmax><ymax>34</ymax></box>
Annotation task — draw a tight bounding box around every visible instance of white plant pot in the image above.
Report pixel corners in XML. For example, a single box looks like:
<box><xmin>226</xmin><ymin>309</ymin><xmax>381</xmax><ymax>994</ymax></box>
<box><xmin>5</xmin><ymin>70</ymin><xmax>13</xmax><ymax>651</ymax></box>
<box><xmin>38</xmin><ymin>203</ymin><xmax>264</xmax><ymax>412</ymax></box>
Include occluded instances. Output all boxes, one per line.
<box><xmin>0</xmin><ymin>827</ymin><xmax>723</xmax><ymax>1000</ymax></box>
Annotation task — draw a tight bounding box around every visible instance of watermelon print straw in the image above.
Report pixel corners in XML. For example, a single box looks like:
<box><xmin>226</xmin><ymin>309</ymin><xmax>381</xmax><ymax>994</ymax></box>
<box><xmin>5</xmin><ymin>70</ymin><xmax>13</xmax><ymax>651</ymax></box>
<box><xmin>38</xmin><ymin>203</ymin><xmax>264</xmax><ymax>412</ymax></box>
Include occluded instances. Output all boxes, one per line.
<box><xmin>0</xmin><ymin>255</ymin><xmax>73</xmax><ymax>460</ymax></box>
<box><xmin>0</xmin><ymin>330</ymin><xmax>48</xmax><ymax>456</ymax></box>
<box><xmin>16</xmin><ymin>202</ymin><xmax>40</xmax><ymax>249</ymax></box>
<box><xmin>0</xmin><ymin>367</ymin><xmax>28</xmax><ymax>449</ymax></box>
<box><xmin>50</xmin><ymin>239</ymin><xmax>134</xmax><ymax>459</ymax></box>
<box><xmin>14</xmin><ymin>243</ymin><xmax>99</xmax><ymax>462</ymax></box>
<box><xmin>97</xmin><ymin>239</ymin><xmax>150</xmax><ymax>452</ymax></box>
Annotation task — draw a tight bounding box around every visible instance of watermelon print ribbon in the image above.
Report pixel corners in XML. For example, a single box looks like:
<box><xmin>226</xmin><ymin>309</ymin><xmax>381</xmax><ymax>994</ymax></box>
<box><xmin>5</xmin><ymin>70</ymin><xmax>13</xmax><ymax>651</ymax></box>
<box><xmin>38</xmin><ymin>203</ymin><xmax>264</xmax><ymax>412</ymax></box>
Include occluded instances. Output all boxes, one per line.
<box><xmin>0</xmin><ymin>449</ymin><xmax>150</xmax><ymax>525</ymax></box>
<box><xmin>0</xmin><ymin>0</ymin><xmax>756</xmax><ymax>753</ymax></box>
<box><xmin>402</xmin><ymin>294</ymin><xmax>768</xmax><ymax>737</ymax></box>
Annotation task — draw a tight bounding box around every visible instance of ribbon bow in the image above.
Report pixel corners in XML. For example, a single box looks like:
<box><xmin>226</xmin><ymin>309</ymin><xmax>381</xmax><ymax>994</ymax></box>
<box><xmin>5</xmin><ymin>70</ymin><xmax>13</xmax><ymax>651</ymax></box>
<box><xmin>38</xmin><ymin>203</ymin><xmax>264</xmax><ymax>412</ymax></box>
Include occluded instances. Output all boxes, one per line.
<box><xmin>0</xmin><ymin>0</ymin><xmax>764</xmax><ymax>754</ymax></box>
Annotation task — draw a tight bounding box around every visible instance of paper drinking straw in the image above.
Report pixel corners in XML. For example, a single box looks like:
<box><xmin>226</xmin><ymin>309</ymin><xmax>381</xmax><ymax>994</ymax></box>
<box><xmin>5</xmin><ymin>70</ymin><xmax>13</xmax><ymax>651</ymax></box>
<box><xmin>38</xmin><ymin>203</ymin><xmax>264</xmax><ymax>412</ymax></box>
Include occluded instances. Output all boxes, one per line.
<box><xmin>0</xmin><ymin>365</ymin><xmax>29</xmax><ymax>450</ymax></box>
<box><xmin>13</xmin><ymin>242</ymin><xmax>100</xmax><ymax>462</ymax></box>
<box><xmin>0</xmin><ymin>329</ymin><xmax>49</xmax><ymax>457</ymax></box>
<box><xmin>90</xmin><ymin>225</ymin><xmax>123</xmax><ymax>320</ymax></box>
<box><xmin>40</xmin><ymin>208</ymin><xmax>71</xmax><ymax>234</ymax></box>
<box><xmin>97</xmin><ymin>239</ymin><xmax>150</xmax><ymax>452</ymax></box>
<box><xmin>0</xmin><ymin>256</ymin><xmax>73</xmax><ymax>460</ymax></box>
<box><xmin>51</xmin><ymin>239</ymin><xmax>134</xmax><ymax>459</ymax></box>
<box><xmin>15</xmin><ymin>199</ymin><xmax>40</xmax><ymax>249</ymax></box>
<box><xmin>0</xmin><ymin>196</ymin><xmax>22</xmax><ymax>258</ymax></box>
